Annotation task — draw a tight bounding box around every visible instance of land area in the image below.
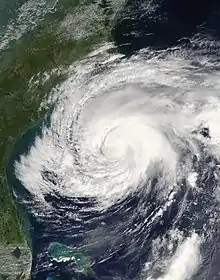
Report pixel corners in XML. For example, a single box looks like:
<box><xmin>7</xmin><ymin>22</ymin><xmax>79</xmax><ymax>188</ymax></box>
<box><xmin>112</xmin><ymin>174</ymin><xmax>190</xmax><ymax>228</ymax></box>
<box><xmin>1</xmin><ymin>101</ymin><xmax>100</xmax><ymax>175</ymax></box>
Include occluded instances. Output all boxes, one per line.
<box><xmin>0</xmin><ymin>0</ymin><xmax>120</xmax><ymax>280</ymax></box>
<box><xmin>0</xmin><ymin>0</ymin><xmax>123</xmax><ymax>277</ymax></box>
<box><xmin>0</xmin><ymin>0</ymin><xmax>122</xmax><ymax>244</ymax></box>
<box><xmin>0</xmin><ymin>244</ymin><xmax>31</xmax><ymax>279</ymax></box>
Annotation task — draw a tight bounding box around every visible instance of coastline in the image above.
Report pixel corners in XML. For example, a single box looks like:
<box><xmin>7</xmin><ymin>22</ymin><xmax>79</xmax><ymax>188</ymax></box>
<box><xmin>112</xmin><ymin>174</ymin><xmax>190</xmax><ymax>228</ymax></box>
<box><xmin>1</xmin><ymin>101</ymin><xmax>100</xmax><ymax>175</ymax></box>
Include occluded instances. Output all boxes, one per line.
<box><xmin>0</xmin><ymin>0</ymin><xmax>123</xmax><ymax>245</ymax></box>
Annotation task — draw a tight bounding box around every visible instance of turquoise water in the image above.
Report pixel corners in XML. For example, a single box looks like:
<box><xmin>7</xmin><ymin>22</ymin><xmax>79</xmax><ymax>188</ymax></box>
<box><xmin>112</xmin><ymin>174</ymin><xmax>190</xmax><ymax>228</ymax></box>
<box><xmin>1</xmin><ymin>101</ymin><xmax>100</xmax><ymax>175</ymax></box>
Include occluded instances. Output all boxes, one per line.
<box><xmin>49</xmin><ymin>242</ymin><xmax>90</xmax><ymax>272</ymax></box>
<box><xmin>46</xmin><ymin>274</ymin><xmax>58</xmax><ymax>280</ymax></box>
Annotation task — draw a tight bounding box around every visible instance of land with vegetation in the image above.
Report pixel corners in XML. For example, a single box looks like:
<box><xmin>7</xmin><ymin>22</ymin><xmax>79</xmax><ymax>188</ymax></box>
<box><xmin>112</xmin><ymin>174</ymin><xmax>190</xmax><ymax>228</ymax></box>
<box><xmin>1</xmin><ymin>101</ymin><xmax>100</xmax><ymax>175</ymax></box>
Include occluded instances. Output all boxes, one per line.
<box><xmin>0</xmin><ymin>0</ymin><xmax>122</xmax><ymax>244</ymax></box>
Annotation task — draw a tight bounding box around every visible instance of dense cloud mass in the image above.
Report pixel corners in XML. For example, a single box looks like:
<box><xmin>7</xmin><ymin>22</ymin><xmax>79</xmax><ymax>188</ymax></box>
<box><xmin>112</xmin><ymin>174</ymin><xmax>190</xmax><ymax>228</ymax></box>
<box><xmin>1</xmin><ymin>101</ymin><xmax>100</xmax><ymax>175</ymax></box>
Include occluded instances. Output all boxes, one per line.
<box><xmin>7</xmin><ymin>1</ymin><xmax>220</xmax><ymax>280</ymax></box>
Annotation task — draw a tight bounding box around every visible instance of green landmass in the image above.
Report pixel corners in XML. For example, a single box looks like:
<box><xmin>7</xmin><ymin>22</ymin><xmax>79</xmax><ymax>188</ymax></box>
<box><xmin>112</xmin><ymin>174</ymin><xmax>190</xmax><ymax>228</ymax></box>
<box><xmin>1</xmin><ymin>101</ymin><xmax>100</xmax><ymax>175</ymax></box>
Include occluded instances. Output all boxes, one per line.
<box><xmin>0</xmin><ymin>244</ymin><xmax>31</xmax><ymax>279</ymax></box>
<box><xmin>0</xmin><ymin>0</ymin><xmax>119</xmax><ymax>244</ymax></box>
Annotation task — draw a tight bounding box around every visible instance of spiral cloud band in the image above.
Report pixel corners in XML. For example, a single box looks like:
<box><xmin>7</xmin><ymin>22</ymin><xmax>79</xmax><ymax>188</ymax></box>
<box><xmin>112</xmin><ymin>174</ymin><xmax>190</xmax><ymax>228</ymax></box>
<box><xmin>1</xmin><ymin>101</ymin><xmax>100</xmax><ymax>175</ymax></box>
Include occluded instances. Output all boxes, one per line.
<box><xmin>14</xmin><ymin>46</ymin><xmax>220</xmax><ymax>280</ymax></box>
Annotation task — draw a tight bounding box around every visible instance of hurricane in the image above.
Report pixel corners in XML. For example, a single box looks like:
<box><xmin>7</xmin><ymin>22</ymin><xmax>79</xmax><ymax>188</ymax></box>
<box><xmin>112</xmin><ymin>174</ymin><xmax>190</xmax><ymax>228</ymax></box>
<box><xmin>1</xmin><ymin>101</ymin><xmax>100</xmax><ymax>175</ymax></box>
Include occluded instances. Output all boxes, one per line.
<box><xmin>6</xmin><ymin>1</ymin><xmax>220</xmax><ymax>280</ymax></box>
